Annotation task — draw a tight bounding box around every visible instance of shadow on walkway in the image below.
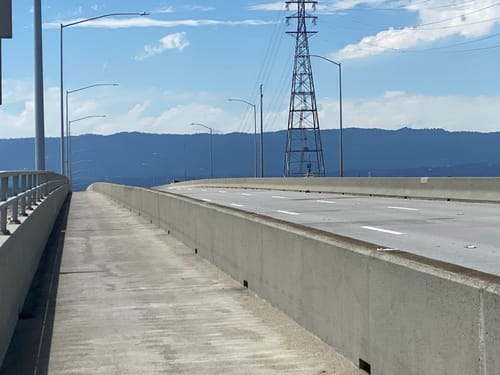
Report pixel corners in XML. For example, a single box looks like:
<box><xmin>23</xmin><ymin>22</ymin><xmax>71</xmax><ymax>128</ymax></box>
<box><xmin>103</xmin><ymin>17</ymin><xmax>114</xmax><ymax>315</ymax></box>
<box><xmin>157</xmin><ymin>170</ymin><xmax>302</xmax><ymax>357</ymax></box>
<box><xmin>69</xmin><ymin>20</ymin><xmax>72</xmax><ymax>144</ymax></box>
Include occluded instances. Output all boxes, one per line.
<box><xmin>0</xmin><ymin>195</ymin><xmax>72</xmax><ymax>375</ymax></box>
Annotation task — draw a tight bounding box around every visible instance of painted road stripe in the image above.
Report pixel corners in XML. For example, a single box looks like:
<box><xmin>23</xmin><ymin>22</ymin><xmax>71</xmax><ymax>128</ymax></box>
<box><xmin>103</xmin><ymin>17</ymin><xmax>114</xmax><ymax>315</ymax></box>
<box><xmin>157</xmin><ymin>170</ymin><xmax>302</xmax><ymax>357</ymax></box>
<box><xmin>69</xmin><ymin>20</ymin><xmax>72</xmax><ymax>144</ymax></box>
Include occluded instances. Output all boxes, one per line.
<box><xmin>202</xmin><ymin>198</ymin><xmax>212</xmax><ymax>202</ymax></box>
<box><xmin>362</xmin><ymin>226</ymin><xmax>404</xmax><ymax>235</ymax></box>
<box><xmin>272</xmin><ymin>195</ymin><xmax>286</xmax><ymax>199</ymax></box>
<box><xmin>231</xmin><ymin>203</ymin><xmax>245</xmax><ymax>208</ymax></box>
<box><xmin>388</xmin><ymin>206</ymin><xmax>419</xmax><ymax>211</ymax></box>
<box><xmin>241</xmin><ymin>193</ymin><xmax>252</xmax><ymax>196</ymax></box>
<box><xmin>201</xmin><ymin>189</ymin><xmax>208</xmax><ymax>192</ymax></box>
<box><xmin>277</xmin><ymin>210</ymin><xmax>300</xmax><ymax>216</ymax></box>
<box><xmin>218</xmin><ymin>190</ymin><xmax>227</xmax><ymax>193</ymax></box>
<box><xmin>317</xmin><ymin>200</ymin><xmax>335</xmax><ymax>204</ymax></box>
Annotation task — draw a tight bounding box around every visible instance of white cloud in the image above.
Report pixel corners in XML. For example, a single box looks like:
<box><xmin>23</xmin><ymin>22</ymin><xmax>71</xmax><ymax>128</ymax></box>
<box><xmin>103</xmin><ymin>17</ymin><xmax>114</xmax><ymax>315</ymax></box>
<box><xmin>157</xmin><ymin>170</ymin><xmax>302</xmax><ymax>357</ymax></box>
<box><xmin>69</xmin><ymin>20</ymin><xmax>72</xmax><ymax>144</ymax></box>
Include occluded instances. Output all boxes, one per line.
<box><xmin>153</xmin><ymin>6</ymin><xmax>175</xmax><ymax>14</ymax></box>
<box><xmin>128</xmin><ymin>101</ymin><xmax>151</xmax><ymax>115</ymax></box>
<box><xmin>332</xmin><ymin>0</ymin><xmax>500</xmax><ymax>60</ymax></box>
<box><xmin>91</xmin><ymin>4</ymin><xmax>100</xmax><ymax>12</ymax></box>
<box><xmin>185</xmin><ymin>5</ymin><xmax>215</xmax><ymax>12</ymax></box>
<box><xmin>44</xmin><ymin>17</ymin><xmax>273</xmax><ymax>29</ymax></box>
<box><xmin>317</xmin><ymin>91</ymin><xmax>500</xmax><ymax>132</ymax></box>
<box><xmin>73</xmin><ymin>6</ymin><xmax>83</xmax><ymax>16</ymax></box>
<box><xmin>2</xmin><ymin>80</ymin><xmax>498</xmax><ymax>141</ymax></box>
<box><xmin>248</xmin><ymin>2</ymin><xmax>285</xmax><ymax>11</ymax></box>
<box><xmin>136</xmin><ymin>32</ymin><xmax>189</xmax><ymax>60</ymax></box>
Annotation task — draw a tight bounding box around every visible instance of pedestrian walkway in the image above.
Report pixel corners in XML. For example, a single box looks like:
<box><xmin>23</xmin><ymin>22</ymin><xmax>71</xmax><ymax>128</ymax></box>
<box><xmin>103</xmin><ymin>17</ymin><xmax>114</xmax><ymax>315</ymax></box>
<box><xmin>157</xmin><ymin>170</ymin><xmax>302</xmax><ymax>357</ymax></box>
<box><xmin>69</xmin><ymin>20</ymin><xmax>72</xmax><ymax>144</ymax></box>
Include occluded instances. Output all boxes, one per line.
<box><xmin>1</xmin><ymin>191</ymin><xmax>362</xmax><ymax>374</ymax></box>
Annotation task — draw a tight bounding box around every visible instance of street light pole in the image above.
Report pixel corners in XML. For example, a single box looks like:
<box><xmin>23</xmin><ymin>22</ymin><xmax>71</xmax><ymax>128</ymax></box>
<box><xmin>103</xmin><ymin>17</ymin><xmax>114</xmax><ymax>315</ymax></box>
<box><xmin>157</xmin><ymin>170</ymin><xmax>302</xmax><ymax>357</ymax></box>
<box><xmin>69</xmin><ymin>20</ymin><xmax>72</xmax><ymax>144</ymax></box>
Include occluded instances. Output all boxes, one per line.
<box><xmin>66</xmin><ymin>83</ymin><xmax>118</xmax><ymax>174</ymax></box>
<box><xmin>59</xmin><ymin>12</ymin><xmax>148</xmax><ymax>175</ymax></box>
<box><xmin>309</xmin><ymin>54</ymin><xmax>344</xmax><ymax>177</ymax></box>
<box><xmin>228</xmin><ymin>98</ymin><xmax>257</xmax><ymax>178</ymax></box>
<box><xmin>191</xmin><ymin>123</ymin><xmax>214</xmax><ymax>179</ymax></box>
<box><xmin>260</xmin><ymin>84</ymin><xmax>264</xmax><ymax>178</ymax></box>
<box><xmin>68</xmin><ymin>115</ymin><xmax>107</xmax><ymax>182</ymax></box>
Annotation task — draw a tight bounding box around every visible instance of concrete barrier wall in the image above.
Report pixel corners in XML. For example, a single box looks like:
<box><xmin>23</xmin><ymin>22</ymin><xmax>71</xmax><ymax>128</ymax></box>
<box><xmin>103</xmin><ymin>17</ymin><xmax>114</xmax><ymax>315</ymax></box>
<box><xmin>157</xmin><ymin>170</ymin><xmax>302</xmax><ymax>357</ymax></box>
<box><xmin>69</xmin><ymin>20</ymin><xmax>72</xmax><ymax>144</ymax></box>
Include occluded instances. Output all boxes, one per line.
<box><xmin>161</xmin><ymin>177</ymin><xmax>500</xmax><ymax>203</ymax></box>
<box><xmin>0</xmin><ymin>184</ymin><xmax>69</xmax><ymax>365</ymax></box>
<box><xmin>91</xmin><ymin>182</ymin><xmax>500</xmax><ymax>375</ymax></box>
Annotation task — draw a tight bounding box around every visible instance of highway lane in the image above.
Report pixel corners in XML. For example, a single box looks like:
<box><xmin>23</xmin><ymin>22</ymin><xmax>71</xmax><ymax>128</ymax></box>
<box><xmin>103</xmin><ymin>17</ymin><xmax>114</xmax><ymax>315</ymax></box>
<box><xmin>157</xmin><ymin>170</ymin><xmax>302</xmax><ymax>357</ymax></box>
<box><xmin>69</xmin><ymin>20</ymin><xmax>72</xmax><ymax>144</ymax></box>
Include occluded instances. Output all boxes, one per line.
<box><xmin>161</xmin><ymin>186</ymin><xmax>500</xmax><ymax>276</ymax></box>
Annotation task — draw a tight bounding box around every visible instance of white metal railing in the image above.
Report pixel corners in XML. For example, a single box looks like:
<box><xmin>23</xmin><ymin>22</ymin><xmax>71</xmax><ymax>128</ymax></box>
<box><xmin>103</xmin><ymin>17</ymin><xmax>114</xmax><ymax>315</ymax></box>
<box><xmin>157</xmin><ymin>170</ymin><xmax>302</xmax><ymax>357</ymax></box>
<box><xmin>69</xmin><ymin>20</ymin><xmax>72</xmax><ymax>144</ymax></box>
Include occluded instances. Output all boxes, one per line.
<box><xmin>0</xmin><ymin>171</ymin><xmax>68</xmax><ymax>235</ymax></box>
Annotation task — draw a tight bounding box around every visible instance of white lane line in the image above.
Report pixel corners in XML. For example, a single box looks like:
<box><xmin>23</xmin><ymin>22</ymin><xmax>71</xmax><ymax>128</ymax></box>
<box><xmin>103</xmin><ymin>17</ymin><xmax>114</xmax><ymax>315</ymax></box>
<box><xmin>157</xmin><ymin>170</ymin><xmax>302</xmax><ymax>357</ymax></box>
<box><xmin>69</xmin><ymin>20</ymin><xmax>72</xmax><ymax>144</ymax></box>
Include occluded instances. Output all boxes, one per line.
<box><xmin>387</xmin><ymin>206</ymin><xmax>419</xmax><ymax>211</ymax></box>
<box><xmin>362</xmin><ymin>226</ymin><xmax>404</xmax><ymax>235</ymax></box>
<box><xmin>272</xmin><ymin>195</ymin><xmax>286</xmax><ymax>199</ymax></box>
<box><xmin>317</xmin><ymin>200</ymin><xmax>336</xmax><ymax>204</ymax></box>
<box><xmin>201</xmin><ymin>198</ymin><xmax>212</xmax><ymax>202</ymax></box>
<box><xmin>231</xmin><ymin>203</ymin><xmax>245</xmax><ymax>208</ymax></box>
<box><xmin>277</xmin><ymin>210</ymin><xmax>300</xmax><ymax>216</ymax></box>
<box><xmin>241</xmin><ymin>193</ymin><xmax>252</xmax><ymax>196</ymax></box>
<box><xmin>218</xmin><ymin>190</ymin><xmax>227</xmax><ymax>193</ymax></box>
<box><xmin>201</xmin><ymin>189</ymin><xmax>208</xmax><ymax>192</ymax></box>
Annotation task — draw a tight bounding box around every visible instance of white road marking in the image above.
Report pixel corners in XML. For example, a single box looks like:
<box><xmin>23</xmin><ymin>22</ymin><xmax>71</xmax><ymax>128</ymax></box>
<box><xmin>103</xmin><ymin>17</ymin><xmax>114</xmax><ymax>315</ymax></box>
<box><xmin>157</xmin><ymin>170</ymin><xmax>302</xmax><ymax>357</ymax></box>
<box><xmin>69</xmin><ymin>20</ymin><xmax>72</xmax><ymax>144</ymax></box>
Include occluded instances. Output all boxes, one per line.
<box><xmin>218</xmin><ymin>190</ymin><xmax>227</xmax><ymax>193</ymax></box>
<box><xmin>241</xmin><ymin>193</ymin><xmax>252</xmax><ymax>196</ymax></box>
<box><xmin>362</xmin><ymin>226</ymin><xmax>404</xmax><ymax>235</ymax></box>
<box><xmin>387</xmin><ymin>206</ymin><xmax>419</xmax><ymax>211</ymax></box>
<box><xmin>201</xmin><ymin>189</ymin><xmax>208</xmax><ymax>192</ymax></box>
<box><xmin>272</xmin><ymin>195</ymin><xmax>286</xmax><ymax>199</ymax></box>
<box><xmin>231</xmin><ymin>203</ymin><xmax>245</xmax><ymax>208</ymax></box>
<box><xmin>202</xmin><ymin>198</ymin><xmax>212</xmax><ymax>202</ymax></box>
<box><xmin>317</xmin><ymin>200</ymin><xmax>336</xmax><ymax>204</ymax></box>
<box><xmin>277</xmin><ymin>210</ymin><xmax>300</xmax><ymax>216</ymax></box>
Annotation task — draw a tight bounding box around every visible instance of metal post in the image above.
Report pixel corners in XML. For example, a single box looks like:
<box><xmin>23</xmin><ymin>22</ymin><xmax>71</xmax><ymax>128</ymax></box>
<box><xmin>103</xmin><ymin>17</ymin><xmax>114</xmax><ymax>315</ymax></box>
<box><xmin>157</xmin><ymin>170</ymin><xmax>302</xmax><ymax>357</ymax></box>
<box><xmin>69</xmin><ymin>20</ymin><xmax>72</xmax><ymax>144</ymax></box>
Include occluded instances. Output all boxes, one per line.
<box><xmin>228</xmin><ymin>99</ymin><xmax>258</xmax><ymax>177</ymax></box>
<box><xmin>66</xmin><ymin>90</ymin><xmax>69</xmax><ymax>176</ymax></box>
<box><xmin>260</xmin><ymin>84</ymin><xmax>264</xmax><ymax>178</ymax></box>
<box><xmin>338</xmin><ymin>62</ymin><xmax>344</xmax><ymax>177</ymax></box>
<box><xmin>60</xmin><ymin>24</ymin><xmax>65</xmax><ymax>175</ymax></box>
<box><xmin>0</xmin><ymin>176</ymin><xmax>8</xmax><ymax>234</ymax></box>
<box><xmin>252</xmin><ymin>105</ymin><xmax>257</xmax><ymax>178</ymax></box>
<box><xmin>11</xmin><ymin>175</ymin><xmax>19</xmax><ymax>223</ymax></box>
<box><xmin>209</xmin><ymin>128</ymin><xmax>214</xmax><ymax>178</ymax></box>
<box><xmin>20</xmin><ymin>174</ymin><xmax>27</xmax><ymax>216</ymax></box>
<box><xmin>27</xmin><ymin>174</ymin><xmax>33</xmax><ymax>209</ymax></box>
<box><xmin>34</xmin><ymin>0</ymin><xmax>45</xmax><ymax>170</ymax></box>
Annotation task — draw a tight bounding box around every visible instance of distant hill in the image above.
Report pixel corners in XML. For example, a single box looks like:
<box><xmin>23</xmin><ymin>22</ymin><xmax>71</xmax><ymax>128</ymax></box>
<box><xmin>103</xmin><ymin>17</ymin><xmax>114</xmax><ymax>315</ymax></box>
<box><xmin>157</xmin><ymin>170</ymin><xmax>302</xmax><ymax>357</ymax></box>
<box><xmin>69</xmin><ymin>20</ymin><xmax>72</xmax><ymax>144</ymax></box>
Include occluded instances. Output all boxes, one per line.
<box><xmin>1</xmin><ymin>128</ymin><xmax>500</xmax><ymax>191</ymax></box>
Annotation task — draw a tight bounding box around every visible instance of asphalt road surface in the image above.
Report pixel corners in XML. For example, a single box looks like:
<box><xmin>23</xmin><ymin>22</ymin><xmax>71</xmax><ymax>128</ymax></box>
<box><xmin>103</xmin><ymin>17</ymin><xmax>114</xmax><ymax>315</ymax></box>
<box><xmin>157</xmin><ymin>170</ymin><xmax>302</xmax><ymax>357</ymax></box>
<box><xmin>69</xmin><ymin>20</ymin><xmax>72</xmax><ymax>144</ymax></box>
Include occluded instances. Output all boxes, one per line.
<box><xmin>163</xmin><ymin>186</ymin><xmax>500</xmax><ymax>277</ymax></box>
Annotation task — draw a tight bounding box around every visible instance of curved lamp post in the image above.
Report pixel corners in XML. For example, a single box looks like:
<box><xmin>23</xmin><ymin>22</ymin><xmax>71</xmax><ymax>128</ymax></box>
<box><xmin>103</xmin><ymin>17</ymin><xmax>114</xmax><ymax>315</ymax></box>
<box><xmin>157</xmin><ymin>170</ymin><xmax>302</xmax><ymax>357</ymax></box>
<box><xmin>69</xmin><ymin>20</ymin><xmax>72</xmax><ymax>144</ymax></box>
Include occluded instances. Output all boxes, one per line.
<box><xmin>191</xmin><ymin>123</ymin><xmax>214</xmax><ymax>178</ymax></box>
<box><xmin>228</xmin><ymin>98</ymin><xmax>257</xmax><ymax>177</ymax></box>
<box><xmin>68</xmin><ymin>115</ymin><xmax>107</xmax><ymax>181</ymax></box>
<box><xmin>59</xmin><ymin>11</ymin><xmax>148</xmax><ymax>175</ymax></box>
<box><xmin>66</xmin><ymin>83</ymin><xmax>118</xmax><ymax>174</ymax></box>
<box><xmin>309</xmin><ymin>54</ymin><xmax>344</xmax><ymax>177</ymax></box>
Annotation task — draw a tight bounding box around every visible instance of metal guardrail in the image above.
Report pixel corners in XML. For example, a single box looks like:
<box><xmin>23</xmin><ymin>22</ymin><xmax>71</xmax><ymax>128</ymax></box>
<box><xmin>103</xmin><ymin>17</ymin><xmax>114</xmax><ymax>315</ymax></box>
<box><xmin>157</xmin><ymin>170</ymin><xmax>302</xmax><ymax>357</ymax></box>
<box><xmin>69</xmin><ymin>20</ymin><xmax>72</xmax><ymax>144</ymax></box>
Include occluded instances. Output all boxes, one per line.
<box><xmin>0</xmin><ymin>171</ymin><xmax>68</xmax><ymax>235</ymax></box>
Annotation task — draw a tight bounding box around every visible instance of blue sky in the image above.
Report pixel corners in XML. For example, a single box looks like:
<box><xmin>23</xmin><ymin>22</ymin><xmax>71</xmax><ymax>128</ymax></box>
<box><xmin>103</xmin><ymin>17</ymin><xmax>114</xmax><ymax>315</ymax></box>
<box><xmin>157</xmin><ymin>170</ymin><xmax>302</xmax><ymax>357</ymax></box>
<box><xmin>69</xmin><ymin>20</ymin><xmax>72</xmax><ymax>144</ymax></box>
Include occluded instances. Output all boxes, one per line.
<box><xmin>1</xmin><ymin>0</ymin><xmax>500</xmax><ymax>138</ymax></box>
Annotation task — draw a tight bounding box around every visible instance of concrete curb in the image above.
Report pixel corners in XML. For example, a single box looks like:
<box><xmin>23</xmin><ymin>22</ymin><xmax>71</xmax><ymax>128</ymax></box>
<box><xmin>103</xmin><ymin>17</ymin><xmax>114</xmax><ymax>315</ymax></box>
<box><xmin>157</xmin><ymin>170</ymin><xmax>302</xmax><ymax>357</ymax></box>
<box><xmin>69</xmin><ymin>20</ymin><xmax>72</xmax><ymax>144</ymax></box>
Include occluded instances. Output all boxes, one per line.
<box><xmin>159</xmin><ymin>177</ymin><xmax>500</xmax><ymax>203</ymax></box>
<box><xmin>91</xmin><ymin>182</ymin><xmax>500</xmax><ymax>375</ymax></box>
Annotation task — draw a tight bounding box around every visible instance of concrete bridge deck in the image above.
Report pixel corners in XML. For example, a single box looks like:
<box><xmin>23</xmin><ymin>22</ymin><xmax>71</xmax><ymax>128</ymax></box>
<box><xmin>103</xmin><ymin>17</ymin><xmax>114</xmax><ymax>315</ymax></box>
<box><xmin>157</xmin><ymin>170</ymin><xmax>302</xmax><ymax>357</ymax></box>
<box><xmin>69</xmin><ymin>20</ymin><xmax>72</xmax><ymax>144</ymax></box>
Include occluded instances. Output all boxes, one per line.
<box><xmin>0</xmin><ymin>191</ymin><xmax>362</xmax><ymax>374</ymax></box>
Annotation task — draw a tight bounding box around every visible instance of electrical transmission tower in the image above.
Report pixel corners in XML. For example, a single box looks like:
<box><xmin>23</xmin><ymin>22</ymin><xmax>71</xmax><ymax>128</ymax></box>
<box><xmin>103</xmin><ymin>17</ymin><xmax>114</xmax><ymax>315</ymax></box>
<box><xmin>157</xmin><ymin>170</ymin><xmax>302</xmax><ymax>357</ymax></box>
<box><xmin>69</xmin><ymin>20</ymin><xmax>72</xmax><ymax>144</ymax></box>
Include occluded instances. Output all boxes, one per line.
<box><xmin>284</xmin><ymin>0</ymin><xmax>325</xmax><ymax>177</ymax></box>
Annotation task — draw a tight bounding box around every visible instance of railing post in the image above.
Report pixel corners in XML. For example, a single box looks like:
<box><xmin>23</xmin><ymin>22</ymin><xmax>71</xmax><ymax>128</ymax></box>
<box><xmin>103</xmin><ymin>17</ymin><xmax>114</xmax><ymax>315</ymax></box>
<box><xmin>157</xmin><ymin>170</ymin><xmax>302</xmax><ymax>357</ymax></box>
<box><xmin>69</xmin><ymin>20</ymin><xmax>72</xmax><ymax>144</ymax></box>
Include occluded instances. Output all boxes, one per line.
<box><xmin>11</xmin><ymin>175</ymin><xmax>20</xmax><ymax>224</ymax></box>
<box><xmin>1</xmin><ymin>176</ymin><xmax>9</xmax><ymax>235</ymax></box>
<box><xmin>42</xmin><ymin>172</ymin><xmax>49</xmax><ymax>197</ymax></box>
<box><xmin>20</xmin><ymin>174</ymin><xmax>27</xmax><ymax>216</ymax></box>
<box><xmin>35</xmin><ymin>174</ymin><xmax>41</xmax><ymax>203</ymax></box>
<box><xmin>27</xmin><ymin>174</ymin><xmax>34</xmax><ymax>209</ymax></box>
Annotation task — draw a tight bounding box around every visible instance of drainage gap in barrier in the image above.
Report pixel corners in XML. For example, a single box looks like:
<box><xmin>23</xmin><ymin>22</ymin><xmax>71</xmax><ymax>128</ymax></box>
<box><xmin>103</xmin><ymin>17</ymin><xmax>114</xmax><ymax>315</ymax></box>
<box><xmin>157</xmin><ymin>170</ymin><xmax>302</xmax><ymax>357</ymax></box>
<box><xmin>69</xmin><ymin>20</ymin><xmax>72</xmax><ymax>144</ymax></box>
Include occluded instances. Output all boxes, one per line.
<box><xmin>195</xmin><ymin>248</ymin><xmax>198</xmax><ymax>254</ymax></box>
<box><xmin>359</xmin><ymin>359</ymin><xmax>371</xmax><ymax>374</ymax></box>
<box><xmin>18</xmin><ymin>312</ymin><xmax>35</xmax><ymax>321</ymax></box>
<box><xmin>167</xmin><ymin>230</ymin><xmax>170</xmax><ymax>235</ymax></box>
<box><xmin>243</xmin><ymin>280</ymin><xmax>249</xmax><ymax>288</ymax></box>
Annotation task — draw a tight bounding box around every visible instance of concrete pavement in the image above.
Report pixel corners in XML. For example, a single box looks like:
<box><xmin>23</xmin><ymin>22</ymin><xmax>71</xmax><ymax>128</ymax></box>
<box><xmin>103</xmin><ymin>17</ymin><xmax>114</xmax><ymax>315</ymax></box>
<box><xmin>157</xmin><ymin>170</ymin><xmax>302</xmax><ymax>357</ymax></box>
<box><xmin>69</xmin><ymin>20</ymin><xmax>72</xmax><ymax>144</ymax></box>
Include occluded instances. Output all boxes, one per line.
<box><xmin>0</xmin><ymin>191</ymin><xmax>362</xmax><ymax>374</ymax></box>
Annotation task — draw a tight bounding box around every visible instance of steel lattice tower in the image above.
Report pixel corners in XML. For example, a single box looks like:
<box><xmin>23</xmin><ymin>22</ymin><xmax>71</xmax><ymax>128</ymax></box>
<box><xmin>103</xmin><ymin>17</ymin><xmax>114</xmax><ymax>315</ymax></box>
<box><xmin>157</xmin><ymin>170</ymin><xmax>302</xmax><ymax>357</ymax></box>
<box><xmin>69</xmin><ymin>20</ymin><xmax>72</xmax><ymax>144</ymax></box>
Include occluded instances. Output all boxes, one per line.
<box><xmin>284</xmin><ymin>0</ymin><xmax>325</xmax><ymax>177</ymax></box>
